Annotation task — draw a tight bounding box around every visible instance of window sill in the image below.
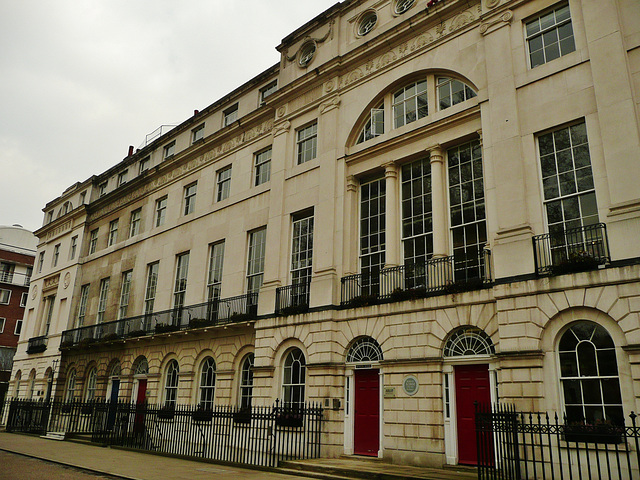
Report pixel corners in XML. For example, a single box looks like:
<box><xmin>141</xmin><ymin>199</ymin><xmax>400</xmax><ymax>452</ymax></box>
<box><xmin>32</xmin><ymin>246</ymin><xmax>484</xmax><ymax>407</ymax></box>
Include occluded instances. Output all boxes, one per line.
<box><xmin>515</xmin><ymin>49</ymin><xmax>587</xmax><ymax>91</ymax></box>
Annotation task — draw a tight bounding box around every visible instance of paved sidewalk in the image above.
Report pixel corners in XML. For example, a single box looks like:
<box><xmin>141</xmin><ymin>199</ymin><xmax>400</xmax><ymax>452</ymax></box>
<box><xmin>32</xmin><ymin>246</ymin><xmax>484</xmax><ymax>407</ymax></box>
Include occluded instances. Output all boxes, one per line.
<box><xmin>0</xmin><ymin>432</ymin><xmax>310</xmax><ymax>480</ymax></box>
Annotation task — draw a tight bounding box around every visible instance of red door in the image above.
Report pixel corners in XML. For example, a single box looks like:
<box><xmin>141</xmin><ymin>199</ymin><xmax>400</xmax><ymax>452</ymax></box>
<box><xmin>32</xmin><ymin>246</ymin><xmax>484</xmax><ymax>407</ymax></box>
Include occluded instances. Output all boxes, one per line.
<box><xmin>134</xmin><ymin>380</ymin><xmax>147</xmax><ymax>434</ymax></box>
<box><xmin>455</xmin><ymin>364</ymin><xmax>490</xmax><ymax>465</ymax></box>
<box><xmin>354</xmin><ymin>369</ymin><xmax>379</xmax><ymax>456</ymax></box>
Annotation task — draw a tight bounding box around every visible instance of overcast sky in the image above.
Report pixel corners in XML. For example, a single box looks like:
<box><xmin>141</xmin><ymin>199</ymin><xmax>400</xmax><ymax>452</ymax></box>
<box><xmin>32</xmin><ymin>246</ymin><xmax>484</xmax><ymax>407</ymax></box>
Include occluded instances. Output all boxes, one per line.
<box><xmin>0</xmin><ymin>0</ymin><xmax>339</xmax><ymax>232</ymax></box>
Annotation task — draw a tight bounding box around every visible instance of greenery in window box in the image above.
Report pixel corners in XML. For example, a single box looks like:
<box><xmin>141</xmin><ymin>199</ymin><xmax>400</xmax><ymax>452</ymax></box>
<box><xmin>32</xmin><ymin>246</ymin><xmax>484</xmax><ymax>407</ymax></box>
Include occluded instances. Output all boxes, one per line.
<box><xmin>101</xmin><ymin>333</ymin><xmax>121</xmax><ymax>342</ymax></box>
<box><xmin>188</xmin><ymin>318</ymin><xmax>214</xmax><ymax>329</ymax></box>
<box><xmin>192</xmin><ymin>406</ymin><xmax>214</xmax><ymax>422</ymax></box>
<box><xmin>27</xmin><ymin>343</ymin><xmax>47</xmax><ymax>353</ymax></box>
<box><xmin>233</xmin><ymin>408</ymin><xmax>252</xmax><ymax>424</ymax></box>
<box><xmin>127</xmin><ymin>329</ymin><xmax>147</xmax><ymax>338</ymax></box>
<box><xmin>78</xmin><ymin>338</ymin><xmax>97</xmax><ymax>348</ymax></box>
<box><xmin>157</xmin><ymin>404</ymin><xmax>175</xmax><ymax>420</ymax></box>
<box><xmin>275</xmin><ymin>410</ymin><xmax>304</xmax><ymax>428</ymax></box>
<box><xmin>278</xmin><ymin>304</ymin><xmax>309</xmax><ymax>316</ymax></box>
<box><xmin>155</xmin><ymin>323</ymin><xmax>180</xmax><ymax>334</ymax></box>
<box><xmin>345</xmin><ymin>294</ymin><xmax>379</xmax><ymax>308</ymax></box>
<box><xmin>61</xmin><ymin>403</ymin><xmax>74</xmax><ymax>414</ymax></box>
<box><xmin>563</xmin><ymin>421</ymin><xmax>624</xmax><ymax>444</ymax></box>
<box><xmin>551</xmin><ymin>252</ymin><xmax>600</xmax><ymax>275</ymax></box>
<box><xmin>229</xmin><ymin>312</ymin><xmax>252</xmax><ymax>323</ymax></box>
<box><xmin>443</xmin><ymin>277</ymin><xmax>484</xmax><ymax>294</ymax></box>
<box><xmin>389</xmin><ymin>287</ymin><xmax>430</xmax><ymax>302</ymax></box>
<box><xmin>81</xmin><ymin>404</ymin><xmax>94</xmax><ymax>415</ymax></box>
<box><xmin>59</xmin><ymin>340</ymin><xmax>75</xmax><ymax>349</ymax></box>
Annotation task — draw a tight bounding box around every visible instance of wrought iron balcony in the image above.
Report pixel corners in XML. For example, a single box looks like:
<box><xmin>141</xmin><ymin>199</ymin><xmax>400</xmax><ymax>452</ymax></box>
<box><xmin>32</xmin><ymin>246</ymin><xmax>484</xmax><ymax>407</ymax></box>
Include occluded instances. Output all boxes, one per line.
<box><xmin>340</xmin><ymin>252</ymin><xmax>491</xmax><ymax>307</ymax></box>
<box><xmin>60</xmin><ymin>292</ymin><xmax>258</xmax><ymax>349</ymax></box>
<box><xmin>27</xmin><ymin>336</ymin><xmax>48</xmax><ymax>354</ymax></box>
<box><xmin>275</xmin><ymin>281</ymin><xmax>310</xmax><ymax>315</ymax></box>
<box><xmin>533</xmin><ymin>223</ymin><xmax>610</xmax><ymax>276</ymax></box>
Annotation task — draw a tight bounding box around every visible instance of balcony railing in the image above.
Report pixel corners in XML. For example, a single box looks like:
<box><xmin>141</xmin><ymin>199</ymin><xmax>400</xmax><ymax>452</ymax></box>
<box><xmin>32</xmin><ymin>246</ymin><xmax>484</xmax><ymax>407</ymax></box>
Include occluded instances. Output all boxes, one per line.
<box><xmin>60</xmin><ymin>292</ymin><xmax>258</xmax><ymax>349</ymax></box>
<box><xmin>341</xmin><ymin>252</ymin><xmax>491</xmax><ymax>307</ymax></box>
<box><xmin>0</xmin><ymin>271</ymin><xmax>31</xmax><ymax>287</ymax></box>
<box><xmin>275</xmin><ymin>281</ymin><xmax>311</xmax><ymax>315</ymax></box>
<box><xmin>533</xmin><ymin>223</ymin><xmax>610</xmax><ymax>276</ymax></box>
<box><xmin>26</xmin><ymin>336</ymin><xmax>48</xmax><ymax>354</ymax></box>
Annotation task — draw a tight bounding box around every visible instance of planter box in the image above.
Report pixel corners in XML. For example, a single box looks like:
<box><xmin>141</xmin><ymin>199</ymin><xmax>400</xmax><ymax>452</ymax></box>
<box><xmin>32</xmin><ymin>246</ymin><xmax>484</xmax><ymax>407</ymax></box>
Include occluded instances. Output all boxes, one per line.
<box><xmin>157</xmin><ymin>407</ymin><xmax>175</xmax><ymax>420</ymax></box>
<box><xmin>155</xmin><ymin>324</ymin><xmax>180</xmax><ymax>334</ymax></box>
<box><xmin>275</xmin><ymin>413</ymin><xmax>304</xmax><ymax>428</ymax></box>
<box><xmin>233</xmin><ymin>410</ymin><xmax>252</xmax><ymax>425</ymax></box>
<box><xmin>563</xmin><ymin>425</ymin><xmax>624</xmax><ymax>444</ymax></box>
<box><xmin>192</xmin><ymin>409</ymin><xmax>213</xmax><ymax>422</ymax></box>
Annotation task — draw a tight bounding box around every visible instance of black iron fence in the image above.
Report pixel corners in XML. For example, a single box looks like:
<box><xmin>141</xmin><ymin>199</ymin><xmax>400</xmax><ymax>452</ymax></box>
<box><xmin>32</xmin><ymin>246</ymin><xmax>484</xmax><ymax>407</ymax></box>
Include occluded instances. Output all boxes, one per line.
<box><xmin>341</xmin><ymin>252</ymin><xmax>491</xmax><ymax>307</ymax></box>
<box><xmin>26</xmin><ymin>335</ymin><xmax>47</xmax><ymax>354</ymax></box>
<box><xmin>533</xmin><ymin>223</ymin><xmax>610</xmax><ymax>276</ymax></box>
<box><xmin>476</xmin><ymin>403</ymin><xmax>640</xmax><ymax>480</ymax></box>
<box><xmin>275</xmin><ymin>281</ymin><xmax>310</xmax><ymax>315</ymax></box>
<box><xmin>60</xmin><ymin>293</ymin><xmax>258</xmax><ymax>349</ymax></box>
<box><xmin>3</xmin><ymin>399</ymin><xmax>323</xmax><ymax>468</ymax></box>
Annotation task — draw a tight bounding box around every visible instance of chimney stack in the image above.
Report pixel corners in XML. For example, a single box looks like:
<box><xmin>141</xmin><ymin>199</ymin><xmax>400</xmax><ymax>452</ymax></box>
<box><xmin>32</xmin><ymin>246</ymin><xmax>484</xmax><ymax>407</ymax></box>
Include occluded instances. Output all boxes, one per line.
<box><xmin>194</xmin><ymin>109</ymin><xmax>199</xmax><ymax>116</ymax></box>
<box><xmin>128</xmin><ymin>145</ymin><xmax>134</xmax><ymax>156</ymax></box>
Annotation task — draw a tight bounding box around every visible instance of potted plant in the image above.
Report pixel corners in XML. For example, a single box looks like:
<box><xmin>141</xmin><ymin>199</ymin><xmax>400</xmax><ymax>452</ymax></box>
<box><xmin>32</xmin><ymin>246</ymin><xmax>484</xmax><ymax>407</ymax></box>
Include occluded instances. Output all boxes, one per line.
<box><xmin>551</xmin><ymin>251</ymin><xmax>600</xmax><ymax>275</ymax></box>
<box><xmin>155</xmin><ymin>323</ymin><xmax>180</xmax><ymax>334</ymax></box>
<box><xmin>127</xmin><ymin>329</ymin><xmax>147</xmax><ymax>338</ymax></box>
<box><xmin>192</xmin><ymin>406</ymin><xmax>213</xmax><ymax>422</ymax></box>
<box><xmin>276</xmin><ymin>410</ymin><xmax>304</xmax><ymax>428</ymax></box>
<box><xmin>157</xmin><ymin>404</ymin><xmax>175</xmax><ymax>420</ymax></box>
<box><xmin>233</xmin><ymin>408</ymin><xmax>252</xmax><ymax>425</ymax></box>
<box><xmin>102</xmin><ymin>333</ymin><xmax>121</xmax><ymax>342</ymax></box>
<box><xmin>188</xmin><ymin>318</ymin><xmax>213</xmax><ymax>330</ymax></box>
<box><xmin>346</xmin><ymin>293</ymin><xmax>379</xmax><ymax>308</ymax></box>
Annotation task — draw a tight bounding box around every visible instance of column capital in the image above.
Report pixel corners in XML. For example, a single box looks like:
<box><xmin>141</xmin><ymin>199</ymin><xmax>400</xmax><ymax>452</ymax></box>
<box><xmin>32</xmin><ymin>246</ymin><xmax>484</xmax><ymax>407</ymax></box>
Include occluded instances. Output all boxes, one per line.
<box><xmin>427</xmin><ymin>144</ymin><xmax>444</xmax><ymax>162</ymax></box>
<box><xmin>382</xmin><ymin>161</ymin><xmax>398</xmax><ymax>178</ymax></box>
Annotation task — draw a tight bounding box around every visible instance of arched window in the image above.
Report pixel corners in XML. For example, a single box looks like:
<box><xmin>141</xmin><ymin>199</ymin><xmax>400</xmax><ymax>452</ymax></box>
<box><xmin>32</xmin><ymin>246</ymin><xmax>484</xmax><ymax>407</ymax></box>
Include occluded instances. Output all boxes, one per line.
<box><xmin>84</xmin><ymin>367</ymin><xmax>97</xmax><ymax>401</ymax></box>
<box><xmin>347</xmin><ymin>336</ymin><xmax>383</xmax><ymax>363</ymax></box>
<box><xmin>559</xmin><ymin>321</ymin><xmax>624</xmax><ymax>425</ymax></box>
<box><xmin>164</xmin><ymin>360</ymin><xmax>179</xmax><ymax>406</ymax></box>
<box><xmin>134</xmin><ymin>357</ymin><xmax>149</xmax><ymax>376</ymax></box>
<box><xmin>437</xmin><ymin>77</ymin><xmax>477</xmax><ymax>110</ymax></box>
<box><xmin>357</xmin><ymin>103</ymin><xmax>384</xmax><ymax>144</ymax></box>
<box><xmin>27</xmin><ymin>370</ymin><xmax>36</xmax><ymax>399</ymax></box>
<box><xmin>393</xmin><ymin>80</ymin><xmax>428</xmax><ymax>128</ymax></box>
<box><xmin>240</xmin><ymin>353</ymin><xmax>254</xmax><ymax>410</ymax></box>
<box><xmin>443</xmin><ymin>327</ymin><xmax>494</xmax><ymax>357</ymax></box>
<box><xmin>283</xmin><ymin>348</ymin><xmax>306</xmax><ymax>409</ymax></box>
<box><xmin>199</xmin><ymin>357</ymin><xmax>216</xmax><ymax>409</ymax></box>
<box><xmin>65</xmin><ymin>368</ymin><xmax>77</xmax><ymax>402</ymax></box>
<box><xmin>14</xmin><ymin>371</ymin><xmax>21</xmax><ymax>398</ymax></box>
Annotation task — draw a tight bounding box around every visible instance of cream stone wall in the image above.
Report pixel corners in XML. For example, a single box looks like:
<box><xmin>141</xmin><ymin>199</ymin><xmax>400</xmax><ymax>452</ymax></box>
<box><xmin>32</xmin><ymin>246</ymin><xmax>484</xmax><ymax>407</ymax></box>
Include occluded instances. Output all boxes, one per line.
<box><xmin>10</xmin><ymin>0</ymin><xmax>640</xmax><ymax>469</ymax></box>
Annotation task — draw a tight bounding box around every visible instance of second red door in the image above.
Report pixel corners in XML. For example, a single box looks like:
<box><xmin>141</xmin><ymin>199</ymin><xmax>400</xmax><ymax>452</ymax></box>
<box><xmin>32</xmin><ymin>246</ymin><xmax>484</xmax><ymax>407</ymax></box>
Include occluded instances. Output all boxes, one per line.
<box><xmin>455</xmin><ymin>364</ymin><xmax>491</xmax><ymax>465</ymax></box>
<box><xmin>353</xmin><ymin>369</ymin><xmax>380</xmax><ymax>456</ymax></box>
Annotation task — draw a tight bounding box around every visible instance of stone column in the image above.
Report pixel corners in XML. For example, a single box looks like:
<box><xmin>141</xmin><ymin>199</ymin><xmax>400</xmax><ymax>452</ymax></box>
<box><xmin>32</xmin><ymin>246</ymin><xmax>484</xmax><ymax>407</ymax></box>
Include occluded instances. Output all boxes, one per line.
<box><xmin>343</xmin><ymin>175</ymin><xmax>358</xmax><ymax>275</ymax></box>
<box><xmin>428</xmin><ymin>145</ymin><xmax>447</xmax><ymax>258</ymax></box>
<box><xmin>382</xmin><ymin>162</ymin><xmax>400</xmax><ymax>268</ymax></box>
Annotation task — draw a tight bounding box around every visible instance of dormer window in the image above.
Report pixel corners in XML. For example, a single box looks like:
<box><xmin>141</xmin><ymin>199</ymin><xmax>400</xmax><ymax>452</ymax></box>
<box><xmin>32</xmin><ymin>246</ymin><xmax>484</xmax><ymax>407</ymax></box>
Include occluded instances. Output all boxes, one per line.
<box><xmin>139</xmin><ymin>156</ymin><xmax>150</xmax><ymax>174</ymax></box>
<box><xmin>117</xmin><ymin>170</ymin><xmax>128</xmax><ymax>187</ymax></box>
<box><xmin>259</xmin><ymin>81</ymin><xmax>277</xmax><ymax>105</ymax></box>
<box><xmin>192</xmin><ymin>124</ymin><xmax>205</xmax><ymax>143</ymax></box>
<box><xmin>99</xmin><ymin>182</ymin><xmax>108</xmax><ymax>197</ymax></box>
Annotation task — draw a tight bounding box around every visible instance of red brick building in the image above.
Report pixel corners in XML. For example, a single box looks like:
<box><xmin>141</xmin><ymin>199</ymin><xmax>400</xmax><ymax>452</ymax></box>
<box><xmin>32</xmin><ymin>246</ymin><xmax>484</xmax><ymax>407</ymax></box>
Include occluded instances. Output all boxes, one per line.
<box><xmin>0</xmin><ymin>225</ymin><xmax>36</xmax><ymax>402</ymax></box>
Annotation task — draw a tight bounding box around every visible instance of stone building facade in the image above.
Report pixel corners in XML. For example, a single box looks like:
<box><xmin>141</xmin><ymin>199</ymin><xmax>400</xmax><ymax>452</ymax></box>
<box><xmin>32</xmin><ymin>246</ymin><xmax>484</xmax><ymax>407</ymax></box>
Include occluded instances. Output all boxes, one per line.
<box><xmin>10</xmin><ymin>0</ymin><xmax>640</xmax><ymax>468</ymax></box>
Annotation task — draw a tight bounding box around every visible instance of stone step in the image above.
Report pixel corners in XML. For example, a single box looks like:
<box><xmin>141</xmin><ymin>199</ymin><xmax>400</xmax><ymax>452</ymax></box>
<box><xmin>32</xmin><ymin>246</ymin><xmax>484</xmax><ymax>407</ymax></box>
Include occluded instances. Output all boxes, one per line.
<box><xmin>280</xmin><ymin>458</ymin><xmax>477</xmax><ymax>480</ymax></box>
<box><xmin>41</xmin><ymin>431</ymin><xmax>66</xmax><ymax>441</ymax></box>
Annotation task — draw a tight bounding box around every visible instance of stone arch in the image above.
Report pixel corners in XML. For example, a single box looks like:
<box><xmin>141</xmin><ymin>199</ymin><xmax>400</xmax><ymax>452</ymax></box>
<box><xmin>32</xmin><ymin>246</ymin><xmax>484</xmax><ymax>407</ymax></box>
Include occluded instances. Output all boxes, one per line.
<box><xmin>442</xmin><ymin>326</ymin><xmax>495</xmax><ymax>358</ymax></box>
<box><xmin>345</xmin><ymin>336</ymin><xmax>384</xmax><ymax>363</ymax></box>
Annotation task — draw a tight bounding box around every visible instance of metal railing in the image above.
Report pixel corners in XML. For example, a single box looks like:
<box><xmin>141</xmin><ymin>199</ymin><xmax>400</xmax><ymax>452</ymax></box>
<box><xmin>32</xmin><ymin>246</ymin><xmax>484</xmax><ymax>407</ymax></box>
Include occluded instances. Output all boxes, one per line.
<box><xmin>4</xmin><ymin>398</ymin><xmax>324</xmax><ymax>468</ymax></box>
<box><xmin>476</xmin><ymin>403</ymin><xmax>640</xmax><ymax>480</ymax></box>
<box><xmin>275</xmin><ymin>281</ymin><xmax>310</xmax><ymax>315</ymax></box>
<box><xmin>340</xmin><ymin>252</ymin><xmax>491</xmax><ymax>307</ymax></box>
<box><xmin>0</xmin><ymin>271</ymin><xmax>31</xmax><ymax>286</ymax></box>
<box><xmin>26</xmin><ymin>336</ymin><xmax>48</xmax><ymax>354</ymax></box>
<box><xmin>60</xmin><ymin>293</ymin><xmax>258</xmax><ymax>349</ymax></box>
<box><xmin>533</xmin><ymin>223</ymin><xmax>610</xmax><ymax>276</ymax></box>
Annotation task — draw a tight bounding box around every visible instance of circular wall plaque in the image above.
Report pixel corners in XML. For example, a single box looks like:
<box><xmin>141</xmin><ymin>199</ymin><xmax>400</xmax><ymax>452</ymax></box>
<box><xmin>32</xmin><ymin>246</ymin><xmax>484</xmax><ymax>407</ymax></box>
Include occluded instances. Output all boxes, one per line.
<box><xmin>403</xmin><ymin>375</ymin><xmax>419</xmax><ymax>396</ymax></box>
<box><xmin>31</xmin><ymin>284</ymin><xmax>38</xmax><ymax>299</ymax></box>
<box><xmin>63</xmin><ymin>272</ymin><xmax>71</xmax><ymax>289</ymax></box>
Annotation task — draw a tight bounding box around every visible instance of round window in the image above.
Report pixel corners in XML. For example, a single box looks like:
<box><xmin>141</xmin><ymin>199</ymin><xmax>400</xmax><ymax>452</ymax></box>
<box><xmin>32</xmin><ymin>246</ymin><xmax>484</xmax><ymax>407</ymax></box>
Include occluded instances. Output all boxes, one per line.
<box><xmin>299</xmin><ymin>42</ymin><xmax>316</xmax><ymax>67</ymax></box>
<box><xmin>358</xmin><ymin>11</ymin><xmax>377</xmax><ymax>36</ymax></box>
<box><xmin>395</xmin><ymin>0</ymin><xmax>415</xmax><ymax>14</ymax></box>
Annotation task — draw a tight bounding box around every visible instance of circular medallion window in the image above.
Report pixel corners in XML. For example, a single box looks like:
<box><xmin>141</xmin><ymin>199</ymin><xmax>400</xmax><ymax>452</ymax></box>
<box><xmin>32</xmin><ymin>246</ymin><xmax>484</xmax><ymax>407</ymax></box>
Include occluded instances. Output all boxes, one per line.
<box><xmin>395</xmin><ymin>0</ymin><xmax>415</xmax><ymax>14</ymax></box>
<box><xmin>358</xmin><ymin>11</ymin><xmax>378</xmax><ymax>36</ymax></box>
<box><xmin>299</xmin><ymin>42</ymin><xmax>316</xmax><ymax>67</ymax></box>
<box><xmin>443</xmin><ymin>327</ymin><xmax>495</xmax><ymax>357</ymax></box>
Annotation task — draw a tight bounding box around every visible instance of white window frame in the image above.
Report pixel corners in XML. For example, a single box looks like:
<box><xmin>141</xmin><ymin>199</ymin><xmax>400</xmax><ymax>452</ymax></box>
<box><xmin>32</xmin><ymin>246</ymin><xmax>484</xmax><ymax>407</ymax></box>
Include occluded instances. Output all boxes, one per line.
<box><xmin>14</xmin><ymin>319</ymin><xmax>22</xmax><ymax>336</ymax></box>
<box><xmin>259</xmin><ymin>80</ymin><xmax>277</xmax><ymax>105</ymax></box>
<box><xmin>52</xmin><ymin>244</ymin><xmax>60</xmax><ymax>267</ymax></box>
<box><xmin>173</xmin><ymin>252</ymin><xmax>190</xmax><ymax>310</ymax></box>
<box><xmin>216</xmin><ymin>166</ymin><xmax>232</xmax><ymax>202</ymax></box>
<box><xmin>129</xmin><ymin>208</ymin><xmax>141</xmax><ymax>238</ymax></box>
<box><xmin>77</xmin><ymin>284</ymin><xmax>90</xmax><ymax>327</ymax></box>
<box><xmin>207</xmin><ymin>241</ymin><xmax>225</xmax><ymax>303</ymax></box>
<box><xmin>37</xmin><ymin>251</ymin><xmax>45</xmax><ymax>273</ymax></box>
<box><xmin>296</xmin><ymin>122</ymin><xmax>318</xmax><ymax>165</ymax></box>
<box><xmin>223</xmin><ymin>104</ymin><xmax>238</xmax><ymax>127</ymax></box>
<box><xmin>183</xmin><ymin>183</ymin><xmax>197</xmax><ymax>216</ymax></box>
<box><xmin>192</xmin><ymin>124</ymin><xmax>205</xmax><ymax>143</ymax></box>
<box><xmin>20</xmin><ymin>292</ymin><xmax>28</xmax><ymax>307</ymax></box>
<box><xmin>199</xmin><ymin>357</ymin><xmax>216</xmax><ymax>409</ymax></box>
<box><xmin>108</xmin><ymin>219</ymin><xmax>119</xmax><ymax>247</ymax></box>
<box><xmin>239</xmin><ymin>353</ymin><xmax>254</xmax><ymax>409</ymax></box>
<box><xmin>84</xmin><ymin>367</ymin><xmax>97</xmax><ymax>401</ymax></box>
<box><xmin>164</xmin><ymin>360</ymin><xmax>180</xmax><ymax>406</ymax></box>
<box><xmin>118</xmin><ymin>270</ymin><xmax>132</xmax><ymax>320</ymax></box>
<box><xmin>0</xmin><ymin>317</ymin><xmax>4</xmax><ymax>333</ymax></box>
<box><xmin>525</xmin><ymin>3</ymin><xmax>575</xmax><ymax>69</ymax></box>
<box><xmin>437</xmin><ymin>77</ymin><xmax>477</xmax><ymax>111</ymax></box>
<box><xmin>65</xmin><ymin>368</ymin><xmax>77</xmax><ymax>402</ymax></box>
<box><xmin>155</xmin><ymin>196</ymin><xmax>167</xmax><ymax>227</ymax></box>
<box><xmin>246</xmin><ymin>228</ymin><xmax>266</xmax><ymax>295</ymax></box>
<box><xmin>393</xmin><ymin>80</ymin><xmax>428</xmax><ymax>129</ymax></box>
<box><xmin>99</xmin><ymin>182</ymin><xmax>108</xmax><ymax>197</ymax></box>
<box><xmin>144</xmin><ymin>262</ymin><xmax>159</xmax><ymax>315</ymax></box>
<box><xmin>291</xmin><ymin>212</ymin><xmax>314</xmax><ymax>286</ymax></box>
<box><xmin>97</xmin><ymin>278</ymin><xmax>110</xmax><ymax>323</ymax></box>
<box><xmin>254</xmin><ymin>147</ymin><xmax>272</xmax><ymax>186</ymax></box>
<box><xmin>0</xmin><ymin>289</ymin><xmax>10</xmax><ymax>305</ymax></box>
<box><xmin>117</xmin><ymin>170</ymin><xmax>128</xmax><ymax>187</ymax></box>
<box><xmin>164</xmin><ymin>141</ymin><xmax>176</xmax><ymax>159</ymax></box>
<box><xmin>88</xmin><ymin>229</ymin><xmax>98</xmax><ymax>254</ymax></box>
<box><xmin>69</xmin><ymin>235</ymin><xmax>78</xmax><ymax>260</ymax></box>
<box><xmin>282</xmin><ymin>348</ymin><xmax>306</xmax><ymax>409</ymax></box>
<box><xmin>139</xmin><ymin>156</ymin><xmax>150</xmax><ymax>175</ymax></box>
<box><xmin>43</xmin><ymin>295</ymin><xmax>55</xmax><ymax>336</ymax></box>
